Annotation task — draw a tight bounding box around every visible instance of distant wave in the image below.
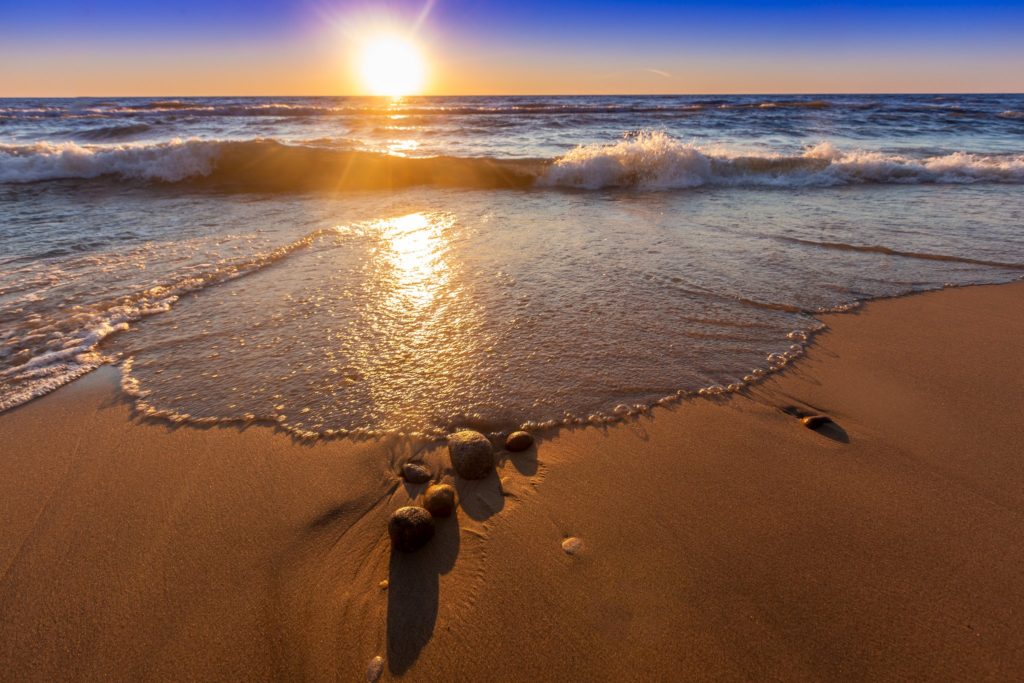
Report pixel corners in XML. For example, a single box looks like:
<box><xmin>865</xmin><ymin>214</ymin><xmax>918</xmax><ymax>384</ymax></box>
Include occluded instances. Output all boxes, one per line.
<box><xmin>6</xmin><ymin>99</ymin><xmax>988</xmax><ymax>121</ymax></box>
<box><xmin>720</xmin><ymin>99</ymin><xmax>836</xmax><ymax>110</ymax></box>
<box><xmin>74</xmin><ymin>123</ymin><xmax>154</xmax><ymax>141</ymax></box>
<box><xmin>2</xmin><ymin>134</ymin><xmax>1024</xmax><ymax>192</ymax></box>
<box><xmin>64</xmin><ymin>102</ymin><xmax>714</xmax><ymax>119</ymax></box>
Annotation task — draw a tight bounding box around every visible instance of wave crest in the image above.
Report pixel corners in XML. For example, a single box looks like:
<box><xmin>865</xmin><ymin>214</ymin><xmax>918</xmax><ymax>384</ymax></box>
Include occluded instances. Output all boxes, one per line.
<box><xmin>3</xmin><ymin>134</ymin><xmax>1023</xmax><ymax>192</ymax></box>
<box><xmin>0</xmin><ymin>139</ymin><xmax>220</xmax><ymax>183</ymax></box>
<box><xmin>541</xmin><ymin>132</ymin><xmax>1024</xmax><ymax>189</ymax></box>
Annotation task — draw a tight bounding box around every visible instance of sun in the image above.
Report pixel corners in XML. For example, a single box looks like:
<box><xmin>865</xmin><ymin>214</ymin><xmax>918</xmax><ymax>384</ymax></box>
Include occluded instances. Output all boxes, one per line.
<box><xmin>358</xmin><ymin>34</ymin><xmax>426</xmax><ymax>98</ymax></box>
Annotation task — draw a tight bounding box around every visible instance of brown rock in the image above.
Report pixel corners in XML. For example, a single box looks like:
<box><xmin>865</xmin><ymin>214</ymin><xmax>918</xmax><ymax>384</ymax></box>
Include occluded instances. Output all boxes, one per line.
<box><xmin>423</xmin><ymin>483</ymin><xmax>456</xmax><ymax>517</ymax></box>
<box><xmin>801</xmin><ymin>414</ymin><xmax>834</xmax><ymax>430</ymax></box>
<box><xmin>366</xmin><ymin>655</ymin><xmax>384</xmax><ymax>682</ymax></box>
<box><xmin>401</xmin><ymin>462</ymin><xmax>431</xmax><ymax>484</ymax></box>
<box><xmin>388</xmin><ymin>506</ymin><xmax>435</xmax><ymax>552</ymax></box>
<box><xmin>447</xmin><ymin>430</ymin><xmax>494</xmax><ymax>479</ymax></box>
<box><xmin>505</xmin><ymin>430</ymin><xmax>534</xmax><ymax>452</ymax></box>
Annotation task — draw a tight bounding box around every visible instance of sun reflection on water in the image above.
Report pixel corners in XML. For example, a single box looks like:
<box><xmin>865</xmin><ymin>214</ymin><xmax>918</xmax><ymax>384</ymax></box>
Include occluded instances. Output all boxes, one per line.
<box><xmin>378</xmin><ymin>211</ymin><xmax>451</xmax><ymax>310</ymax></box>
<box><xmin>349</xmin><ymin>210</ymin><xmax>492</xmax><ymax>431</ymax></box>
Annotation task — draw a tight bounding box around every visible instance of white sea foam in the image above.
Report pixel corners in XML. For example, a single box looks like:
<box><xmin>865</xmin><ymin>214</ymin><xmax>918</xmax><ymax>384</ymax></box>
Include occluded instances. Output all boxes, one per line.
<box><xmin>0</xmin><ymin>227</ymin><xmax>338</xmax><ymax>413</ymax></box>
<box><xmin>0</xmin><ymin>139</ymin><xmax>220</xmax><ymax>183</ymax></box>
<box><xmin>541</xmin><ymin>132</ymin><xmax>1024</xmax><ymax>189</ymax></box>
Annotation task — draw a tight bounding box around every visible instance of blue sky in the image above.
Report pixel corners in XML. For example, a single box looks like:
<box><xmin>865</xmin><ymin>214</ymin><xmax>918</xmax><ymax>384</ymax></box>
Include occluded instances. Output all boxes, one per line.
<box><xmin>1</xmin><ymin>0</ymin><xmax>1022</xmax><ymax>94</ymax></box>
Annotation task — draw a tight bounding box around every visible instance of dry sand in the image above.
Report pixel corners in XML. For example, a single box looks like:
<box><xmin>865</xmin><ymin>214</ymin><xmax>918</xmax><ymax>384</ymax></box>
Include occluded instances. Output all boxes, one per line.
<box><xmin>1</xmin><ymin>282</ymin><xmax>1023</xmax><ymax>681</ymax></box>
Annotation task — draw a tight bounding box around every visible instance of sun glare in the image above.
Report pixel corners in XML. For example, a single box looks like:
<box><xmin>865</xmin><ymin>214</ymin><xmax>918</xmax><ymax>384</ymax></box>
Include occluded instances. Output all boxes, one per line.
<box><xmin>358</xmin><ymin>34</ymin><xmax>426</xmax><ymax>98</ymax></box>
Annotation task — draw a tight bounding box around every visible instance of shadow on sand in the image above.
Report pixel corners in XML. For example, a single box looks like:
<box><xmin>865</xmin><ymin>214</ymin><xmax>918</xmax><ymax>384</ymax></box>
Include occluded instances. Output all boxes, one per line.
<box><xmin>386</xmin><ymin>505</ymin><xmax>460</xmax><ymax>675</ymax></box>
<box><xmin>387</xmin><ymin>440</ymin><xmax>529</xmax><ymax>673</ymax></box>
<box><xmin>779</xmin><ymin>405</ymin><xmax>851</xmax><ymax>444</ymax></box>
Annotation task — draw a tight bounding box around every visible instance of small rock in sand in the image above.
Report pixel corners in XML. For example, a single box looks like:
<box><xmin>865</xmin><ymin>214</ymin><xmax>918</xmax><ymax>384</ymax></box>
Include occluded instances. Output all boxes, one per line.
<box><xmin>401</xmin><ymin>462</ymin><xmax>431</xmax><ymax>484</ymax></box>
<box><xmin>801</xmin><ymin>415</ymin><xmax>834</xmax><ymax>430</ymax></box>
<box><xmin>366</xmin><ymin>655</ymin><xmax>384</xmax><ymax>682</ymax></box>
<box><xmin>378</xmin><ymin>579</ymin><xmax>389</xmax><ymax>590</ymax></box>
<box><xmin>447</xmin><ymin>430</ymin><xmax>494</xmax><ymax>479</ymax></box>
<box><xmin>388</xmin><ymin>506</ymin><xmax>435</xmax><ymax>552</ymax></box>
<box><xmin>423</xmin><ymin>483</ymin><xmax>457</xmax><ymax>517</ymax></box>
<box><xmin>505</xmin><ymin>430</ymin><xmax>534</xmax><ymax>452</ymax></box>
<box><xmin>561</xmin><ymin>537</ymin><xmax>583</xmax><ymax>555</ymax></box>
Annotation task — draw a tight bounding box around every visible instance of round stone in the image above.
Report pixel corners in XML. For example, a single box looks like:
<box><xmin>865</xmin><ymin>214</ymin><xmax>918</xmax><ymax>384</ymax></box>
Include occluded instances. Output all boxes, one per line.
<box><xmin>423</xmin><ymin>483</ymin><xmax>457</xmax><ymax>518</ymax></box>
<box><xmin>447</xmin><ymin>430</ymin><xmax>494</xmax><ymax>479</ymax></box>
<box><xmin>801</xmin><ymin>415</ymin><xmax>834</xmax><ymax>430</ymax></box>
<box><xmin>562</xmin><ymin>537</ymin><xmax>583</xmax><ymax>555</ymax></box>
<box><xmin>505</xmin><ymin>430</ymin><xmax>534</xmax><ymax>452</ymax></box>
<box><xmin>388</xmin><ymin>506</ymin><xmax>435</xmax><ymax>552</ymax></box>
<box><xmin>366</xmin><ymin>655</ymin><xmax>384</xmax><ymax>682</ymax></box>
<box><xmin>401</xmin><ymin>462</ymin><xmax>431</xmax><ymax>484</ymax></box>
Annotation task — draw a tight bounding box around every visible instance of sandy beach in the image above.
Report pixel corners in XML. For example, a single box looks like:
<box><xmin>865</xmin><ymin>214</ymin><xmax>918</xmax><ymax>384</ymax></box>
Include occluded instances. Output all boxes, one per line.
<box><xmin>0</xmin><ymin>280</ymin><xmax>1021</xmax><ymax>681</ymax></box>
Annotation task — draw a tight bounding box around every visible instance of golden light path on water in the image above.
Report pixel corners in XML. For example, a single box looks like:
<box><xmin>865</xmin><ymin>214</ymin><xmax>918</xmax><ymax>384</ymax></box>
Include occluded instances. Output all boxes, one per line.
<box><xmin>381</xmin><ymin>212</ymin><xmax>448</xmax><ymax>310</ymax></box>
<box><xmin>342</xmin><ymin>211</ymin><xmax>492</xmax><ymax>435</ymax></box>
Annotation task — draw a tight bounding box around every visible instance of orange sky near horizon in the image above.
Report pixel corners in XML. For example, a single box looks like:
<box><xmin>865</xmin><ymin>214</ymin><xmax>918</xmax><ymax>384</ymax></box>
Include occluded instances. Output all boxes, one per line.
<box><xmin>2</xmin><ymin>1</ymin><xmax>1023</xmax><ymax>97</ymax></box>
<box><xmin>3</xmin><ymin>43</ymin><xmax>1021</xmax><ymax>97</ymax></box>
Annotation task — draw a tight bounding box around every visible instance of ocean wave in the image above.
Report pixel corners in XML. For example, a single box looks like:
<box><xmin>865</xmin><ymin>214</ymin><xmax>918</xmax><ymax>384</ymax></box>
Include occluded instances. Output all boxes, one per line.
<box><xmin>721</xmin><ymin>99</ymin><xmax>835</xmax><ymax>110</ymax></box>
<box><xmin>3</xmin><ymin>134</ymin><xmax>1024</xmax><ymax>192</ymax></box>
<box><xmin>541</xmin><ymin>132</ymin><xmax>1024</xmax><ymax>189</ymax></box>
<box><xmin>0</xmin><ymin>100</ymin><xmax>893</xmax><ymax>121</ymax></box>
<box><xmin>74</xmin><ymin>123</ymin><xmax>155</xmax><ymax>141</ymax></box>
<box><xmin>0</xmin><ymin>139</ymin><xmax>221</xmax><ymax>183</ymax></box>
<box><xmin>0</xmin><ymin>138</ymin><xmax>543</xmax><ymax>190</ymax></box>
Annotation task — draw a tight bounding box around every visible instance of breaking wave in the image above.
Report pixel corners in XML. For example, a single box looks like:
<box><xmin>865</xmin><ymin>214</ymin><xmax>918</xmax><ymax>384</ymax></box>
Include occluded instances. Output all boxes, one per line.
<box><xmin>2</xmin><ymin>133</ymin><xmax>1024</xmax><ymax>192</ymax></box>
<box><xmin>542</xmin><ymin>133</ymin><xmax>1024</xmax><ymax>189</ymax></box>
<box><xmin>0</xmin><ymin>139</ymin><xmax>542</xmax><ymax>190</ymax></box>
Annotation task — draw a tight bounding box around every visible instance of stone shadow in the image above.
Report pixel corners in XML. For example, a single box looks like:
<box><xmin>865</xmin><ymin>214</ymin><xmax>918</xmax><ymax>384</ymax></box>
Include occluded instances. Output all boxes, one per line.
<box><xmin>386</xmin><ymin>511</ymin><xmax>460</xmax><ymax>675</ymax></box>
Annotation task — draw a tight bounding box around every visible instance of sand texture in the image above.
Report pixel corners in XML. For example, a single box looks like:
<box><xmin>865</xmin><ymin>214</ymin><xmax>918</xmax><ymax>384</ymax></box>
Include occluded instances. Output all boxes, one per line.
<box><xmin>1</xmin><ymin>282</ymin><xmax>1022</xmax><ymax>681</ymax></box>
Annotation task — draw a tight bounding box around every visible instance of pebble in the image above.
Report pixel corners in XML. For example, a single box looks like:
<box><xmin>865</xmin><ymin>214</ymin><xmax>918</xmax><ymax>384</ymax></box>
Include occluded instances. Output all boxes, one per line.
<box><xmin>401</xmin><ymin>462</ymin><xmax>431</xmax><ymax>484</ymax></box>
<box><xmin>423</xmin><ymin>483</ymin><xmax>457</xmax><ymax>517</ymax></box>
<box><xmin>801</xmin><ymin>415</ymin><xmax>834</xmax><ymax>430</ymax></box>
<box><xmin>561</xmin><ymin>537</ymin><xmax>583</xmax><ymax>555</ymax></box>
<box><xmin>447</xmin><ymin>430</ymin><xmax>494</xmax><ymax>479</ymax></box>
<box><xmin>505</xmin><ymin>430</ymin><xmax>534</xmax><ymax>452</ymax></box>
<box><xmin>388</xmin><ymin>506</ymin><xmax>435</xmax><ymax>552</ymax></box>
<box><xmin>378</xmin><ymin>579</ymin><xmax>389</xmax><ymax>590</ymax></box>
<box><xmin>366</xmin><ymin>655</ymin><xmax>384</xmax><ymax>682</ymax></box>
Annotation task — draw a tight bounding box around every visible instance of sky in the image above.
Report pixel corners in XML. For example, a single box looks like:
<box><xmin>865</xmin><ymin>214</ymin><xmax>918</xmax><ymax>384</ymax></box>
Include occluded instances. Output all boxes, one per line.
<box><xmin>1</xmin><ymin>0</ymin><xmax>1023</xmax><ymax>96</ymax></box>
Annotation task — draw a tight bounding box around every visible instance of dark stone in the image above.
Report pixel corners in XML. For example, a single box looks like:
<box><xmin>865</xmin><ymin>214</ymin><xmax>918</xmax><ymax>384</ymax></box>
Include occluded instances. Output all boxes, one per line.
<box><xmin>801</xmin><ymin>415</ymin><xmax>834</xmax><ymax>430</ymax></box>
<box><xmin>423</xmin><ymin>483</ymin><xmax>456</xmax><ymax>517</ymax></box>
<box><xmin>388</xmin><ymin>506</ymin><xmax>435</xmax><ymax>552</ymax></box>
<box><xmin>447</xmin><ymin>430</ymin><xmax>494</xmax><ymax>479</ymax></box>
<box><xmin>505</xmin><ymin>430</ymin><xmax>534</xmax><ymax>452</ymax></box>
<box><xmin>401</xmin><ymin>462</ymin><xmax>431</xmax><ymax>484</ymax></box>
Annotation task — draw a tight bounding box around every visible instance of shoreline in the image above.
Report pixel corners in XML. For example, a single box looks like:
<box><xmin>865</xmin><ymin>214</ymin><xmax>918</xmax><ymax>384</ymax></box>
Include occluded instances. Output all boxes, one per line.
<box><xmin>2</xmin><ymin>280</ymin><xmax>1023</xmax><ymax>680</ymax></box>
<box><xmin>8</xmin><ymin>275</ymin><xmax>1020</xmax><ymax>443</ymax></box>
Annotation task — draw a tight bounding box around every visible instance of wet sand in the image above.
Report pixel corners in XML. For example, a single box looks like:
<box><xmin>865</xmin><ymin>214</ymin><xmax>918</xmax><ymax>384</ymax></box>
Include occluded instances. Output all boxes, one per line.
<box><xmin>1</xmin><ymin>281</ymin><xmax>1023</xmax><ymax>681</ymax></box>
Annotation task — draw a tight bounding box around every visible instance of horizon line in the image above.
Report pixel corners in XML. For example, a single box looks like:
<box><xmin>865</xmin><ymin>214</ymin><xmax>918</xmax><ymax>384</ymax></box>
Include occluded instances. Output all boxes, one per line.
<box><xmin>2</xmin><ymin>91</ymin><xmax>1022</xmax><ymax>99</ymax></box>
